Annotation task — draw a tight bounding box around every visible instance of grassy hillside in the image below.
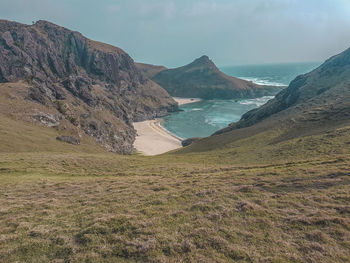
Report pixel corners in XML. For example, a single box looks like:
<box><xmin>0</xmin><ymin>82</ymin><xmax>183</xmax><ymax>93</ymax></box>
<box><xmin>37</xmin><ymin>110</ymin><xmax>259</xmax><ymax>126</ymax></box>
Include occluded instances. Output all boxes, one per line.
<box><xmin>0</xmin><ymin>111</ymin><xmax>349</xmax><ymax>262</ymax></box>
<box><xmin>0</xmin><ymin>70</ymin><xmax>349</xmax><ymax>263</ymax></box>
<box><xmin>0</xmin><ymin>114</ymin><xmax>106</xmax><ymax>154</ymax></box>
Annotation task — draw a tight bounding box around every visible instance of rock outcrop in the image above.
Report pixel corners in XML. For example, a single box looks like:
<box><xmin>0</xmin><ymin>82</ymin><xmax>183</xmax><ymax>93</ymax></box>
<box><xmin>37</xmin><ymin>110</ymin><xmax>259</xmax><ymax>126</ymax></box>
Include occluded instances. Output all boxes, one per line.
<box><xmin>181</xmin><ymin>137</ymin><xmax>202</xmax><ymax>147</ymax></box>
<box><xmin>0</xmin><ymin>19</ymin><xmax>178</xmax><ymax>153</ymax></box>
<box><xmin>152</xmin><ymin>56</ymin><xmax>281</xmax><ymax>99</ymax></box>
<box><xmin>56</xmin><ymin>136</ymin><xmax>80</xmax><ymax>145</ymax></box>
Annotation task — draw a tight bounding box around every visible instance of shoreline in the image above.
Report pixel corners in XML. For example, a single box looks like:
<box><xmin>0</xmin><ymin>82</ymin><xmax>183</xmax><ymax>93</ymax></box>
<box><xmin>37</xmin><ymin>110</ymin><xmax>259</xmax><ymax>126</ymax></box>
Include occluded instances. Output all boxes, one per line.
<box><xmin>133</xmin><ymin>97</ymin><xmax>200</xmax><ymax>156</ymax></box>
<box><xmin>155</xmin><ymin>119</ymin><xmax>184</xmax><ymax>141</ymax></box>
<box><xmin>173</xmin><ymin>97</ymin><xmax>201</xmax><ymax>105</ymax></box>
<box><xmin>133</xmin><ymin>119</ymin><xmax>182</xmax><ymax>156</ymax></box>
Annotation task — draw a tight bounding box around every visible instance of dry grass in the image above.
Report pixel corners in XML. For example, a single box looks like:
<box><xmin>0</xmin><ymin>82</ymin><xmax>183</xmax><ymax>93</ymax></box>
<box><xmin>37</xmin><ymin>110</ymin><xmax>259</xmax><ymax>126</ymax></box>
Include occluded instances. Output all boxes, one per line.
<box><xmin>88</xmin><ymin>40</ymin><xmax>125</xmax><ymax>54</ymax></box>
<box><xmin>0</xmin><ymin>84</ymin><xmax>349</xmax><ymax>262</ymax></box>
<box><xmin>0</xmin><ymin>151</ymin><xmax>349</xmax><ymax>262</ymax></box>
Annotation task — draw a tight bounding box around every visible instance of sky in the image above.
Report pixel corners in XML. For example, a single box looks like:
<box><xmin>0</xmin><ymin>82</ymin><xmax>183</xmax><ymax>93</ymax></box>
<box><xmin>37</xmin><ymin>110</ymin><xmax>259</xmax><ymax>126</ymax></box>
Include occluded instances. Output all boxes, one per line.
<box><xmin>1</xmin><ymin>0</ymin><xmax>350</xmax><ymax>67</ymax></box>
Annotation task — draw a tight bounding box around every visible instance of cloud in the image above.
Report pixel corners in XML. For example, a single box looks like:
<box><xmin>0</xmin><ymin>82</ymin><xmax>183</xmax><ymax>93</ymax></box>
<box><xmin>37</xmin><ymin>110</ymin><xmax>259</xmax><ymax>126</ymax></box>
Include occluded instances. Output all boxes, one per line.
<box><xmin>0</xmin><ymin>0</ymin><xmax>350</xmax><ymax>67</ymax></box>
<box><xmin>137</xmin><ymin>0</ymin><xmax>176</xmax><ymax>19</ymax></box>
<box><xmin>106</xmin><ymin>4</ymin><xmax>120</xmax><ymax>14</ymax></box>
<box><xmin>0</xmin><ymin>0</ymin><xmax>71</xmax><ymax>24</ymax></box>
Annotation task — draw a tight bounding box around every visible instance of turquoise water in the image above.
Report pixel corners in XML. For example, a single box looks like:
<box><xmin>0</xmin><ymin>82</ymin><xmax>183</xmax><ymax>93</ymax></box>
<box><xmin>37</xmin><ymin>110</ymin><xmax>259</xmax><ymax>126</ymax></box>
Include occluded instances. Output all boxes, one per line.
<box><xmin>163</xmin><ymin>62</ymin><xmax>321</xmax><ymax>139</ymax></box>
<box><xmin>162</xmin><ymin>96</ymin><xmax>274</xmax><ymax>139</ymax></box>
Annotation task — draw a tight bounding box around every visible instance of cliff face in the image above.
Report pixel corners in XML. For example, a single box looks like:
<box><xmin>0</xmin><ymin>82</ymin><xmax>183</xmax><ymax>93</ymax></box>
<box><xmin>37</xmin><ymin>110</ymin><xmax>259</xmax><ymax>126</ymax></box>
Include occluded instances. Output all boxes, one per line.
<box><xmin>152</xmin><ymin>56</ymin><xmax>281</xmax><ymax>99</ymax></box>
<box><xmin>0</xmin><ymin>20</ymin><xmax>177</xmax><ymax>153</ymax></box>
<box><xmin>214</xmin><ymin>47</ymin><xmax>350</xmax><ymax>135</ymax></box>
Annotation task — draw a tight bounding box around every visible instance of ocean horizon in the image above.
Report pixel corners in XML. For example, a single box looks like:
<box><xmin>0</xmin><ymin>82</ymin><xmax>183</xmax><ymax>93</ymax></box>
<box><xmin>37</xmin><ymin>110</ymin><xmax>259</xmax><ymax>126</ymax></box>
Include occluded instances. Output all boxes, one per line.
<box><xmin>220</xmin><ymin>61</ymin><xmax>321</xmax><ymax>86</ymax></box>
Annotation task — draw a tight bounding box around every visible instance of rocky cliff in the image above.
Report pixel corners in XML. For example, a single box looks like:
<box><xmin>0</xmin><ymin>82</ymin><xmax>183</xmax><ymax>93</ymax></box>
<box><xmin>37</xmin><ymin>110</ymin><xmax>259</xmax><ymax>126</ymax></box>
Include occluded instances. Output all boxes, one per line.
<box><xmin>152</xmin><ymin>56</ymin><xmax>281</xmax><ymax>99</ymax></box>
<box><xmin>0</xmin><ymin>19</ymin><xmax>178</xmax><ymax>153</ymax></box>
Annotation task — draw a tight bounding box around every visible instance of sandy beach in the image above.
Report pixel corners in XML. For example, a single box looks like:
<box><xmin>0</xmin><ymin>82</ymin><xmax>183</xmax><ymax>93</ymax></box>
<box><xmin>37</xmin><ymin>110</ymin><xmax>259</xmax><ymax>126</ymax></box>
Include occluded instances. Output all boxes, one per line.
<box><xmin>133</xmin><ymin>97</ymin><xmax>201</xmax><ymax>155</ymax></box>
<box><xmin>173</xmin><ymin>97</ymin><xmax>201</xmax><ymax>105</ymax></box>
<box><xmin>133</xmin><ymin>120</ymin><xmax>182</xmax><ymax>156</ymax></box>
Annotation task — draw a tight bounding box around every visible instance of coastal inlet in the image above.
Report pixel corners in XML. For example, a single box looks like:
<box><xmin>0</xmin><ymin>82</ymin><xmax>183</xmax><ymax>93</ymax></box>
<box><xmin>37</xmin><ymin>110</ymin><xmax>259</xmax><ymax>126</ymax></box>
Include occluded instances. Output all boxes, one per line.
<box><xmin>162</xmin><ymin>96</ymin><xmax>275</xmax><ymax>139</ymax></box>
<box><xmin>133</xmin><ymin>96</ymin><xmax>274</xmax><ymax>156</ymax></box>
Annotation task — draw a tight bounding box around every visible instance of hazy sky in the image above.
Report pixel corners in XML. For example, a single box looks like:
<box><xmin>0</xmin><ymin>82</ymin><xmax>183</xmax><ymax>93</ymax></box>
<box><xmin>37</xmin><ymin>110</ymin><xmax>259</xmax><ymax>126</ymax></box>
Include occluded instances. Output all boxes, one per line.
<box><xmin>1</xmin><ymin>0</ymin><xmax>350</xmax><ymax>67</ymax></box>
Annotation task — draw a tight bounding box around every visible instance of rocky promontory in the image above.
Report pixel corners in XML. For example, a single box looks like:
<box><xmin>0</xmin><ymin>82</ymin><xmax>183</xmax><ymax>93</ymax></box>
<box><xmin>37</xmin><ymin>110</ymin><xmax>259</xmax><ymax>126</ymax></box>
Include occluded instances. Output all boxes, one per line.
<box><xmin>151</xmin><ymin>56</ymin><xmax>281</xmax><ymax>99</ymax></box>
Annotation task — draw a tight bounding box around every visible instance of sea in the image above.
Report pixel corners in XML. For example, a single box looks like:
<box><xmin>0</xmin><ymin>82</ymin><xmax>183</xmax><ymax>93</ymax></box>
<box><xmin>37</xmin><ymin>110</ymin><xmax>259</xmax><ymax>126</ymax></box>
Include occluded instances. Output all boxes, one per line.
<box><xmin>162</xmin><ymin>62</ymin><xmax>321</xmax><ymax>139</ymax></box>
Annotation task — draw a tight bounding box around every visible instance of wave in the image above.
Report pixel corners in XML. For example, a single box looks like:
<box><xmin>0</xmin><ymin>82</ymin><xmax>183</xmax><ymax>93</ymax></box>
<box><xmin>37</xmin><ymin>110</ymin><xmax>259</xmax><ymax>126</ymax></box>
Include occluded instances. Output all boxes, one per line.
<box><xmin>238</xmin><ymin>77</ymin><xmax>286</xmax><ymax>87</ymax></box>
<box><xmin>238</xmin><ymin>96</ymin><xmax>274</xmax><ymax>107</ymax></box>
<box><xmin>204</xmin><ymin>114</ymin><xmax>241</xmax><ymax>126</ymax></box>
<box><xmin>163</xmin><ymin>95</ymin><xmax>277</xmax><ymax>139</ymax></box>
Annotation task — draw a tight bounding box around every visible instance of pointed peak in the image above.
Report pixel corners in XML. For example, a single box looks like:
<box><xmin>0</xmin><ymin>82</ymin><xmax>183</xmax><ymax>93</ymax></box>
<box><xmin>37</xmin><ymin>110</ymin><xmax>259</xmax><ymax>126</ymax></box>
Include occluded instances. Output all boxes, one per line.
<box><xmin>188</xmin><ymin>55</ymin><xmax>218</xmax><ymax>71</ymax></box>
<box><xmin>191</xmin><ymin>55</ymin><xmax>214</xmax><ymax>65</ymax></box>
<box><xmin>194</xmin><ymin>55</ymin><xmax>211</xmax><ymax>63</ymax></box>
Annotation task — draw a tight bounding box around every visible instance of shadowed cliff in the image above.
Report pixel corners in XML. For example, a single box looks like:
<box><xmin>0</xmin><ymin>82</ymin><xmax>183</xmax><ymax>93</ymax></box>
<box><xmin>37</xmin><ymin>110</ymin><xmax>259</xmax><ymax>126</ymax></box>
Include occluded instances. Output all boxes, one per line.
<box><xmin>0</xmin><ymin>19</ymin><xmax>178</xmax><ymax>153</ymax></box>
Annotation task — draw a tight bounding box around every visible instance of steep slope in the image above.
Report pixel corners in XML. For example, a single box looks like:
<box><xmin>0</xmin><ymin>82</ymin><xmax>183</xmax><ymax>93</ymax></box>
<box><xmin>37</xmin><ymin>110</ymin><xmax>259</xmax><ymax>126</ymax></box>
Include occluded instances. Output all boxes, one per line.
<box><xmin>177</xmin><ymin>48</ymin><xmax>350</xmax><ymax>156</ymax></box>
<box><xmin>215</xmin><ymin>47</ymin><xmax>350</xmax><ymax>135</ymax></box>
<box><xmin>0</xmin><ymin>20</ymin><xmax>178</xmax><ymax>153</ymax></box>
<box><xmin>135</xmin><ymin>62</ymin><xmax>167</xmax><ymax>78</ymax></box>
<box><xmin>152</xmin><ymin>55</ymin><xmax>281</xmax><ymax>99</ymax></box>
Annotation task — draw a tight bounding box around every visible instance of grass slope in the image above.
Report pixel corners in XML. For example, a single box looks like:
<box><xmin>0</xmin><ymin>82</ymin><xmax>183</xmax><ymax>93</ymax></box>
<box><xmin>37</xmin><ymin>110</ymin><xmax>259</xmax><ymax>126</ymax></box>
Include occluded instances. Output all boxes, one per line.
<box><xmin>0</xmin><ymin>115</ymin><xmax>349</xmax><ymax>262</ymax></box>
<box><xmin>0</xmin><ymin>60</ymin><xmax>350</xmax><ymax>262</ymax></box>
<box><xmin>0</xmin><ymin>20</ymin><xmax>349</xmax><ymax>263</ymax></box>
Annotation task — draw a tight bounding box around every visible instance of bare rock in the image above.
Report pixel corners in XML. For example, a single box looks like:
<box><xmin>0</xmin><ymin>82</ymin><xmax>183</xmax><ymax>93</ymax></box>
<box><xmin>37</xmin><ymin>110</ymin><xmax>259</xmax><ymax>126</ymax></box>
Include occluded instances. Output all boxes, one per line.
<box><xmin>182</xmin><ymin>137</ymin><xmax>202</xmax><ymax>147</ymax></box>
<box><xmin>56</xmin><ymin>136</ymin><xmax>80</xmax><ymax>145</ymax></box>
<box><xmin>32</xmin><ymin>112</ymin><xmax>60</xmax><ymax>127</ymax></box>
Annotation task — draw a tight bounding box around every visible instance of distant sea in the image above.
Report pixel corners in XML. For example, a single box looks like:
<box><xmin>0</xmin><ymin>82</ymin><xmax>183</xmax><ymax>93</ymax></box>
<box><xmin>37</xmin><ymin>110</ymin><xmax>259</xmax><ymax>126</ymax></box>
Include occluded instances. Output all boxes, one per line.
<box><xmin>162</xmin><ymin>62</ymin><xmax>321</xmax><ymax>139</ymax></box>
